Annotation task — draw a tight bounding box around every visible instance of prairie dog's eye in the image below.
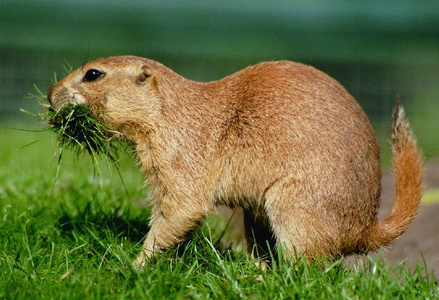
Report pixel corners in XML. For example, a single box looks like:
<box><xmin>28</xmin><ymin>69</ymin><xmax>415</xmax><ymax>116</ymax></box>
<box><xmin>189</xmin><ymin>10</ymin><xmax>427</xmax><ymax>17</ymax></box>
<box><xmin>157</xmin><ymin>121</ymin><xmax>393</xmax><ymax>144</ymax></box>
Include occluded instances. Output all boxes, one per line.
<box><xmin>83</xmin><ymin>69</ymin><xmax>105</xmax><ymax>82</ymax></box>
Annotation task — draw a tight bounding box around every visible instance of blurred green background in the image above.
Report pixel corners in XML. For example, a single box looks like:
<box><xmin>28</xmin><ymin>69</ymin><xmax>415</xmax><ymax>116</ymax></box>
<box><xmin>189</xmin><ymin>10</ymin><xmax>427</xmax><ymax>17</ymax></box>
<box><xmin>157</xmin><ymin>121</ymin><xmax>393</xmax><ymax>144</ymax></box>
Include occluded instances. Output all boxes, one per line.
<box><xmin>1</xmin><ymin>0</ymin><xmax>438</xmax><ymax>160</ymax></box>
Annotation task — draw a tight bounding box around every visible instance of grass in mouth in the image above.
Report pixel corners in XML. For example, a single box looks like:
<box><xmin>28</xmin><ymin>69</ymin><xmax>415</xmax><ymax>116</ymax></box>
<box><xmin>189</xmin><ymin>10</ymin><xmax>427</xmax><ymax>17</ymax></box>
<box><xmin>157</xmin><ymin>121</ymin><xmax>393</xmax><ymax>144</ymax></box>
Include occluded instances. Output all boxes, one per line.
<box><xmin>23</xmin><ymin>85</ymin><xmax>123</xmax><ymax>168</ymax></box>
<box><xmin>45</xmin><ymin>104</ymin><xmax>121</xmax><ymax>163</ymax></box>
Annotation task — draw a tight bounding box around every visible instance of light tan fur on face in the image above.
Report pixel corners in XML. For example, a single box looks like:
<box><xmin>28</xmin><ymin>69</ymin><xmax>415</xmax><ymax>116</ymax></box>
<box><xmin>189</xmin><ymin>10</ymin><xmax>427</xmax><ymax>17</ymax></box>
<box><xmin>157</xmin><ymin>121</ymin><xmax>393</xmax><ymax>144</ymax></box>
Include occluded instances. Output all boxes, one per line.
<box><xmin>47</xmin><ymin>56</ymin><xmax>423</xmax><ymax>269</ymax></box>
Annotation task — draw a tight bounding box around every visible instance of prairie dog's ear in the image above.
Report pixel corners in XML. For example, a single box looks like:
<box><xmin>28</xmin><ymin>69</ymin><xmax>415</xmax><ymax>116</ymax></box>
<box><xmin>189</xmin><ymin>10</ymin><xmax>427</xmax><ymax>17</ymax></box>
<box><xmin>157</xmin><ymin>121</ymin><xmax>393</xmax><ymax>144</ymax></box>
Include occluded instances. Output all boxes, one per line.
<box><xmin>138</xmin><ymin>65</ymin><xmax>153</xmax><ymax>83</ymax></box>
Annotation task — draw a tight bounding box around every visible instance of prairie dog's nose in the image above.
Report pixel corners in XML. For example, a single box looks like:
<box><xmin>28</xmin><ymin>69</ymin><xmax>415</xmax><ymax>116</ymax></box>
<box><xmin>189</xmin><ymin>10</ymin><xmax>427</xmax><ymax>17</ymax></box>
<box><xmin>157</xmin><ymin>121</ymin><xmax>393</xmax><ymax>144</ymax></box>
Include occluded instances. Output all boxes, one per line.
<box><xmin>46</xmin><ymin>83</ymin><xmax>75</xmax><ymax>110</ymax></box>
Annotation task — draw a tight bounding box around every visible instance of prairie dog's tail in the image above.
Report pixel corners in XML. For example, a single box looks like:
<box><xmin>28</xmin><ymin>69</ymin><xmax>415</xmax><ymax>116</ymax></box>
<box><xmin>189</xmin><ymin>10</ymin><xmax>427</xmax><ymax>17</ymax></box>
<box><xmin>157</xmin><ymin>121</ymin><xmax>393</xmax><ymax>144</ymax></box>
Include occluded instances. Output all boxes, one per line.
<box><xmin>366</xmin><ymin>100</ymin><xmax>423</xmax><ymax>251</ymax></box>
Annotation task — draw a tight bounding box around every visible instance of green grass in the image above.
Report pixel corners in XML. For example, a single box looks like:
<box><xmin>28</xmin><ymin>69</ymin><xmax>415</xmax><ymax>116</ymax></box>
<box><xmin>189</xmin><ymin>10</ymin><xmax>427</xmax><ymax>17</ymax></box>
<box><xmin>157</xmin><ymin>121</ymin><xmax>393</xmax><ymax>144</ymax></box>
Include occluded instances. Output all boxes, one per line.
<box><xmin>1</xmin><ymin>124</ymin><xmax>437</xmax><ymax>299</ymax></box>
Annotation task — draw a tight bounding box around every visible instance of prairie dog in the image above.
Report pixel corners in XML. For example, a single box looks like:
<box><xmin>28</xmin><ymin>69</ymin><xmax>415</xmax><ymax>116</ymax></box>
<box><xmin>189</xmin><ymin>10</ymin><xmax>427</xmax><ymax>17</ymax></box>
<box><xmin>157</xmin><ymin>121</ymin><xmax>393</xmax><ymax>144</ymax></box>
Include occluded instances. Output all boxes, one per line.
<box><xmin>47</xmin><ymin>56</ymin><xmax>423</xmax><ymax>268</ymax></box>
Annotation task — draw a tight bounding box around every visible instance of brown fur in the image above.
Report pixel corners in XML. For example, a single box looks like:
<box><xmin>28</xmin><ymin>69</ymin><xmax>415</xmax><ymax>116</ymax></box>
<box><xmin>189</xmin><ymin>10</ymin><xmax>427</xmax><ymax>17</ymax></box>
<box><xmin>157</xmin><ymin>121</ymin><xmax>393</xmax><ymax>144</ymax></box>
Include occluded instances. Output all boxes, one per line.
<box><xmin>47</xmin><ymin>56</ymin><xmax>423</xmax><ymax>268</ymax></box>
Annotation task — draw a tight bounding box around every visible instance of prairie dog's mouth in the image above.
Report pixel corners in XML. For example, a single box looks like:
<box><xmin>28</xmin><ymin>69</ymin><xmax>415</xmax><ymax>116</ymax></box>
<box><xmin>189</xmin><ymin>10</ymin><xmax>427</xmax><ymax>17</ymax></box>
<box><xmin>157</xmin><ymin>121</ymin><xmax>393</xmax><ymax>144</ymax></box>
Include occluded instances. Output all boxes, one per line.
<box><xmin>47</xmin><ymin>84</ymin><xmax>86</xmax><ymax>110</ymax></box>
<box><xmin>49</xmin><ymin>97</ymin><xmax>86</xmax><ymax>111</ymax></box>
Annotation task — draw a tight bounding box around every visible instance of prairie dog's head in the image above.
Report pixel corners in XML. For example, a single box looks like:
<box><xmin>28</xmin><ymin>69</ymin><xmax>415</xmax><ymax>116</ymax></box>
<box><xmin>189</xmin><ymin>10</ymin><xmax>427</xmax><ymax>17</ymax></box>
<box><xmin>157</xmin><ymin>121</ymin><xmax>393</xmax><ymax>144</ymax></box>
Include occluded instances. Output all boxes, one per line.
<box><xmin>47</xmin><ymin>56</ymin><xmax>162</xmax><ymax>135</ymax></box>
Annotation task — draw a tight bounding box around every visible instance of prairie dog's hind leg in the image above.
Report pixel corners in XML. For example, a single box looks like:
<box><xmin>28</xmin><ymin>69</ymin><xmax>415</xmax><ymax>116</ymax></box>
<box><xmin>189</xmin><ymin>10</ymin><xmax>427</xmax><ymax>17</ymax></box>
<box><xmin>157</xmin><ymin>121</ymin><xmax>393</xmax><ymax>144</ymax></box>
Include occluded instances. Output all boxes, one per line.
<box><xmin>264</xmin><ymin>181</ymin><xmax>341</xmax><ymax>260</ymax></box>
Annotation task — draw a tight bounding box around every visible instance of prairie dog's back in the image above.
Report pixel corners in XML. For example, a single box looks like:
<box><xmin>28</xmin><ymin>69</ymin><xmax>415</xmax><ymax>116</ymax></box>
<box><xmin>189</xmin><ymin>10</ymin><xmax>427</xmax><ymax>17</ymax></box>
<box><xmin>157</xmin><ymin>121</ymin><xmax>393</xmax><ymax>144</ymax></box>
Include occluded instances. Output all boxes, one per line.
<box><xmin>210</xmin><ymin>61</ymin><xmax>379</xmax><ymax>176</ymax></box>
